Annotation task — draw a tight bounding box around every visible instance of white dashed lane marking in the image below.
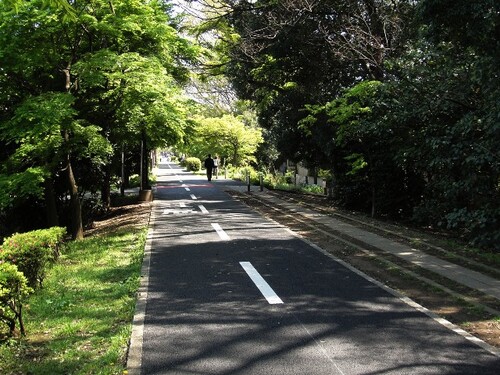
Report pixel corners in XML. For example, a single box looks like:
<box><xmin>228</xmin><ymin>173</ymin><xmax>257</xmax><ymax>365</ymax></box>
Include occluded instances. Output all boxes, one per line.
<box><xmin>212</xmin><ymin>223</ymin><xmax>230</xmax><ymax>241</ymax></box>
<box><xmin>240</xmin><ymin>262</ymin><xmax>283</xmax><ymax>305</ymax></box>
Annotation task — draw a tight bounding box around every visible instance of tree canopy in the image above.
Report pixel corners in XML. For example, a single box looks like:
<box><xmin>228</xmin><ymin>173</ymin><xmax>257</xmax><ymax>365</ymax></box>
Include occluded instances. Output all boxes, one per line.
<box><xmin>185</xmin><ymin>113</ymin><xmax>263</xmax><ymax>166</ymax></box>
<box><xmin>188</xmin><ymin>0</ymin><xmax>499</xmax><ymax>250</ymax></box>
<box><xmin>0</xmin><ymin>0</ymin><xmax>198</xmax><ymax>238</ymax></box>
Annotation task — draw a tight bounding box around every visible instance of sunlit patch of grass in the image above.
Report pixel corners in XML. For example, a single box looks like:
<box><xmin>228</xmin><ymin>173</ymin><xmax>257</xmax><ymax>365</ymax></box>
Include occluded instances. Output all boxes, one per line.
<box><xmin>0</xmin><ymin>227</ymin><xmax>147</xmax><ymax>375</ymax></box>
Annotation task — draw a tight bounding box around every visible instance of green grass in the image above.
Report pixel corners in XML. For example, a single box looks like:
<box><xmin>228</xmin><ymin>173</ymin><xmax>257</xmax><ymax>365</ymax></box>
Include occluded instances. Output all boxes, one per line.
<box><xmin>271</xmin><ymin>182</ymin><xmax>325</xmax><ymax>195</ymax></box>
<box><xmin>0</xmin><ymin>227</ymin><xmax>147</xmax><ymax>375</ymax></box>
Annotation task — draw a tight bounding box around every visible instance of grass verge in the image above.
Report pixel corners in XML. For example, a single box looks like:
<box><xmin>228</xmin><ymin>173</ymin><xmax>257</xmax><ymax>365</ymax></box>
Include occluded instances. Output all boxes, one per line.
<box><xmin>0</xmin><ymin>225</ymin><xmax>147</xmax><ymax>374</ymax></box>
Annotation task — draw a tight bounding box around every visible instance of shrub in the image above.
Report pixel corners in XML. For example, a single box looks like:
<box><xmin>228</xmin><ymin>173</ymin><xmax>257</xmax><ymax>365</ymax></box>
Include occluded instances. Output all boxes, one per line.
<box><xmin>230</xmin><ymin>166</ymin><xmax>259</xmax><ymax>183</ymax></box>
<box><xmin>128</xmin><ymin>174</ymin><xmax>140</xmax><ymax>188</ymax></box>
<box><xmin>0</xmin><ymin>262</ymin><xmax>33</xmax><ymax>336</ymax></box>
<box><xmin>301</xmin><ymin>184</ymin><xmax>324</xmax><ymax>195</ymax></box>
<box><xmin>0</xmin><ymin>227</ymin><xmax>66</xmax><ymax>289</ymax></box>
<box><xmin>185</xmin><ymin>157</ymin><xmax>201</xmax><ymax>172</ymax></box>
<box><xmin>127</xmin><ymin>173</ymin><xmax>157</xmax><ymax>189</ymax></box>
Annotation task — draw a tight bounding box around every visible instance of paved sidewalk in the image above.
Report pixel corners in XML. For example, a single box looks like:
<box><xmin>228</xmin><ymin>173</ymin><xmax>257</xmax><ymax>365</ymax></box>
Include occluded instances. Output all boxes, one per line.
<box><xmin>218</xmin><ymin>181</ymin><xmax>500</xmax><ymax>303</ymax></box>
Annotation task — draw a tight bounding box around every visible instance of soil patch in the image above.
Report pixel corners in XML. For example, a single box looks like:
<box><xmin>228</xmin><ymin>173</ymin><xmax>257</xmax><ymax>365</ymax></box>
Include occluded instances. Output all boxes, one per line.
<box><xmin>85</xmin><ymin>202</ymin><xmax>152</xmax><ymax>237</ymax></box>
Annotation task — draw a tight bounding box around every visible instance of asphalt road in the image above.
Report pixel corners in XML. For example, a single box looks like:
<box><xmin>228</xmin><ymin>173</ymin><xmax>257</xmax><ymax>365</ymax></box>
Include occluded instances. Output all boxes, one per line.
<box><xmin>135</xmin><ymin>162</ymin><xmax>500</xmax><ymax>374</ymax></box>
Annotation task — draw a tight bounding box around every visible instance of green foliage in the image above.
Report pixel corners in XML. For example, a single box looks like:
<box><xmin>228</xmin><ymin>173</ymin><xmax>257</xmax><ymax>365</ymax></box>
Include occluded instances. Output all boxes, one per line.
<box><xmin>185</xmin><ymin>114</ymin><xmax>263</xmax><ymax>166</ymax></box>
<box><xmin>0</xmin><ymin>168</ymin><xmax>47</xmax><ymax>210</ymax></box>
<box><xmin>75</xmin><ymin>50</ymin><xmax>189</xmax><ymax>148</ymax></box>
<box><xmin>0</xmin><ymin>227</ymin><xmax>66</xmax><ymax>289</ymax></box>
<box><xmin>0</xmin><ymin>224</ymin><xmax>147</xmax><ymax>373</ymax></box>
<box><xmin>0</xmin><ymin>0</ymin><xmax>197</xmax><ymax>234</ymax></box>
<box><xmin>301</xmin><ymin>184</ymin><xmax>324</xmax><ymax>195</ymax></box>
<box><xmin>185</xmin><ymin>157</ymin><xmax>202</xmax><ymax>172</ymax></box>
<box><xmin>196</xmin><ymin>0</ymin><xmax>499</xmax><ymax>250</ymax></box>
<box><xmin>444</xmin><ymin>208</ymin><xmax>500</xmax><ymax>250</ymax></box>
<box><xmin>1</xmin><ymin>0</ymin><xmax>75</xmax><ymax>16</ymax></box>
<box><xmin>0</xmin><ymin>263</ymin><xmax>33</xmax><ymax>336</ymax></box>
<box><xmin>227</xmin><ymin>167</ymin><xmax>325</xmax><ymax>196</ymax></box>
<box><xmin>228</xmin><ymin>165</ymin><xmax>258</xmax><ymax>184</ymax></box>
<box><xmin>128</xmin><ymin>174</ymin><xmax>141</xmax><ymax>188</ymax></box>
<box><xmin>418</xmin><ymin>0</ymin><xmax>498</xmax><ymax>53</ymax></box>
<box><xmin>263</xmin><ymin>172</ymin><xmax>292</xmax><ymax>189</ymax></box>
<box><xmin>385</xmin><ymin>32</ymin><xmax>500</xmax><ymax>249</ymax></box>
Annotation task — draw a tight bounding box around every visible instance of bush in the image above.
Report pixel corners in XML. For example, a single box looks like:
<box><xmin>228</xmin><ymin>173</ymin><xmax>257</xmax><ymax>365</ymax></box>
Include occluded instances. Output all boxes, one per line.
<box><xmin>0</xmin><ymin>262</ymin><xmax>33</xmax><ymax>336</ymax></box>
<box><xmin>229</xmin><ymin>166</ymin><xmax>259</xmax><ymax>183</ymax></box>
<box><xmin>0</xmin><ymin>227</ymin><xmax>66</xmax><ymax>289</ymax></box>
<box><xmin>129</xmin><ymin>174</ymin><xmax>140</xmax><ymax>188</ymax></box>
<box><xmin>185</xmin><ymin>157</ymin><xmax>201</xmax><ymax>172</ymax></box>
<box><xmin>444</xmin><ymin>207</ymin><xmax>500</xmax><ymax>252</ymax></box>
<box><xmin>301</xmin><ymin>184</ymin><xmax>324</xmax><ymax>194</ymax></box>
<box><xmin>125</xmin><ymin>173</ymin><xmax>156</xmax><ymax>189</ymax></box>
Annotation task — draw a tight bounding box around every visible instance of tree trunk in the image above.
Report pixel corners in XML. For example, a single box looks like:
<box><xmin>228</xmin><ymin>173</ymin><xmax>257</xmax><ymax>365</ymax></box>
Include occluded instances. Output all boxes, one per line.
<box><xmin>18</xmin><ymin>304</ymin><xmax>25</xmax><ymax>336</ymax></box>
<box><xmin>64</xmin><ymin>128</ymin><xmax>83</xmax><ymax>240</ymax></box>
<box><xmin>101</xmin><ymin>164</ymin><xmax>111</xmax><ymax>210</ymax></box>
<box><xmin>121</xmin><ymin>145</ymin><xmax>125</xmax><ymax>196</ymax></box>
<box><xmin>140</xmin><ymin>131</ymin><xmax>149</xmax><ymax>190</ymax></box>
<box><xmin>62</xmin><ymin>63</ymin><xmax>83</xmax><ymax>239</ymax></box>
<box><xmin>371</xmin><ymin>184</ymin><xmax>376</xmax><ymax>218</ymax></box>
<box><xmin>67</xmin><ymin>158</ymin><xmax>83</xmax><ymax>240</ymax></box>
<box><xmin>44</xmin><ymin>177</ymin><xmax>59</xmax><ymax>227</ymax></box>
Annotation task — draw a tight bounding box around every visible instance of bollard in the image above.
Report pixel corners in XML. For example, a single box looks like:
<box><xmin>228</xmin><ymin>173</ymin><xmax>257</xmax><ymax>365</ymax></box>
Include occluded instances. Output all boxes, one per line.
<box><xmin>260</xmin><ymin>174</ymin><xmax>264</xmax><ymax>191</ymax></box>
<box><xmin>246</xmin><ymin>171</ymin><xmax>251</xmax><ymax>192</ymax></box>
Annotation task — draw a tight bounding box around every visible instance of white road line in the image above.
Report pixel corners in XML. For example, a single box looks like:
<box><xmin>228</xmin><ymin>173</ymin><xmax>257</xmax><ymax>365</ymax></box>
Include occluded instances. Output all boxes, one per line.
<box><xmin>198</xmin><ymin>205</ymin><xmax>209</xmax><ymax>214</ymax></box>
<box><xmin>190</xmin><ymin>194</ymin><xmax>197</xmax><ymax>200</ymax></box>
<box><xmin>162</xmin><ymin>209</ymin><xmax>195</xmax><ymax>215</ymax></box>
<box><xmin>211</xmin><ymin>223</ymin><xmax>230</xmax><ymax>241</ymax></box>
<box><xmin>185</xmin><ymin>188</ymin><xmax>191</xmax><ymax>192</ymax></box>
<box><xmin>239</xmin><ymin>262</ymin><xmax>284</xmax><ymax>305</ymax></box>
<box><xmin>179</xmin><ymin>202</ymin><xmax>186</xmax><ymax>208</ymax></box>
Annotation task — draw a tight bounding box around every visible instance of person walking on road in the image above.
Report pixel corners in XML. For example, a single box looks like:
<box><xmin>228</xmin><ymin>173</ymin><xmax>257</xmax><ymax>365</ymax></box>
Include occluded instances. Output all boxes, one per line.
<box><xmin>204</xmin><ymin>154</ymin><xmax>215</xmax><ymax>181</ymax></box>
<box><xmin>213</xmin><ymin>155</ymin><xmax>219</xmax><ymax>179</ymax></box>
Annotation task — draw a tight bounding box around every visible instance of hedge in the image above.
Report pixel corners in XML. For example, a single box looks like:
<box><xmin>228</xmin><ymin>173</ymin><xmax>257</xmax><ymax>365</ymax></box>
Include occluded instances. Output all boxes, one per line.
<box><xmin>0</xmin><ymin>227</ymin><xmax>66</xmax><ymax>336</ymax></box>
<box><xmin>185</xmin><ymin>157</ymin><xmax>201</xmax><ymax>172</ymax></box>
<box><xmin>0</xmin><ymin>262</ymin><xmax>33</xmax><ymax>336</ymax></box>
<box><xmin>0</xmin><ymin>227</ymin><xmax>66</xmax><ymax>289</ymax></box>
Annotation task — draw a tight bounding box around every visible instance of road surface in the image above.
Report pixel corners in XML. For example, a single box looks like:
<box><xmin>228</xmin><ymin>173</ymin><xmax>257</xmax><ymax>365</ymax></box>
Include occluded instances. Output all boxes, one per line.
<box><xmin>130</xmin><ymin>162</ymin><xmax>500</xmax><ymax>374</ymax></box>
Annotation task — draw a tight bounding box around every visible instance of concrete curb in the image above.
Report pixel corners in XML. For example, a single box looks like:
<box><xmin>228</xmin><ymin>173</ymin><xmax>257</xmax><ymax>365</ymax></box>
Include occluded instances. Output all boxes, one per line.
<box><xmin>126</xmin><ymin>200</ymin><xmax>156</xmax><ymax>375</ymax></box>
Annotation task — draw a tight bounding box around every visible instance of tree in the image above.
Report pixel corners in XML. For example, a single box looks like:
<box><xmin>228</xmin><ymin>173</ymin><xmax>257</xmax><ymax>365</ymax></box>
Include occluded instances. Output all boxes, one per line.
<box><xmin>187</xmin><ymin>114</ymin><xmax>263</xmax><ymax>166</ymax></box>
<box><xmin>75</xmin><ymin>50</ymin><xmax>191</xmax><ymax>194</ymax></box>
<box><xmin>388</xmin><ymin>0</ymin><xmax>500</xmax><ymax>249</ymax></box>
<box><xmin>0</xmin><ymin>0</ymin><xmax>198</xmax><ymax>237</ymax></box>
<box><xmin>0</xmin><ymin>92</ymin><xmax>112</xmax><ymax>239</ymax></box>
<box><xmin>72</xmin><ymin>0</ymin><xmax>197</xmax><ymax>204</ymax></box>
<box><xmin>0</xmin><ymin>2</ymin><xmax>112</xmax><ymax>239</ymax></box>
<box><xmin>187</xmin><ymin>0</ymin><xmax>416</xmax><ymax>168</ymax></box>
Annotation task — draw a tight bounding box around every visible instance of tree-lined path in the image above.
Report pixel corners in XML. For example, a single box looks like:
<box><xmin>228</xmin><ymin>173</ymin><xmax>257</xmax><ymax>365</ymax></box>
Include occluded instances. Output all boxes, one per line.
<box><xmin>128</xmin><ymin>162</ymin><xmax>500</xmax><ymax>374</ymax></box>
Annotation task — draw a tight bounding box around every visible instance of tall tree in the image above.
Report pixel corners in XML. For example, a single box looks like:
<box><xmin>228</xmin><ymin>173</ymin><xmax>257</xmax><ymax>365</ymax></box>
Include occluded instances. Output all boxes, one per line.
<box><xmin>0</xmin><ymin>1</ymin><xmax>102</xmax><ymax>239</ymax></box>
<box><xmin>0</xmin><ymin>0</ymin><xmax>197</xmax><ymax>237</ymax></box>
<box><xmin>185</xmin><ymin>114</ymin><xmax>263</xmax><ymax>166</ymax></box>
<box><xmin>188</xmin><ymin>0</ymin><xmax>415</xmax><ymax>167</ymax></box>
